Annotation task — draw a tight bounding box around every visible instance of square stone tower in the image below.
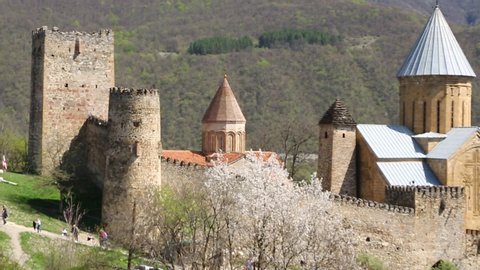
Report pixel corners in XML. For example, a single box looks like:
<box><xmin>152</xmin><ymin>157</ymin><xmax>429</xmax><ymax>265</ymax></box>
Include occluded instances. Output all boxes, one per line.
<box><xmin>28</xmin><ymin>26</ymin><xmax>114</xmax><ymax>174</ymax></box>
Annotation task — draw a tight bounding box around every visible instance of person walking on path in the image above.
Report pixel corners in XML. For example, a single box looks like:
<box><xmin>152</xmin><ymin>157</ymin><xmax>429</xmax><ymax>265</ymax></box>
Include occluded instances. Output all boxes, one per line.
<box><xmin>2</xmin><ymin>205</ymin><xmax>9</xmax><ymax>225</ymax></box>
<box><xmin>99</xmin><ymin>229</ymin><xmax>108</xmax><ymax>249</ymax></box>
<box><xmin>71</xmin><ymin>224</ymin><xmax>79</xmax><ymax>242</ymax></box>
<box><xmin>35</xmin><ymin>218</ymin><xmax>41</xmax><ymax>233</ymax></box>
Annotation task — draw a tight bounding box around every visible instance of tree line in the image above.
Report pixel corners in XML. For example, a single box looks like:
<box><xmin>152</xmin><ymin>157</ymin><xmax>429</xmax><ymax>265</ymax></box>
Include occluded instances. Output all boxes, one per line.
<box><xmin>187</xmin><ymin>29</ymin><xmax>340</xmax><ymax>55</ymax></box>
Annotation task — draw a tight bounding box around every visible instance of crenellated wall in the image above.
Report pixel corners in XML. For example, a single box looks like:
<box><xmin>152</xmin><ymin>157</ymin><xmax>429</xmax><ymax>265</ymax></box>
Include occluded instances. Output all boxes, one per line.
<box><xmin>161</xmin><ymin>158</ymin><xmax>206</xmax><ymax>187</ymax></box>
<box><xmin>333</xmin><ymin>186</ymin><xmax>468</xmax><ymax>269</ymax></box>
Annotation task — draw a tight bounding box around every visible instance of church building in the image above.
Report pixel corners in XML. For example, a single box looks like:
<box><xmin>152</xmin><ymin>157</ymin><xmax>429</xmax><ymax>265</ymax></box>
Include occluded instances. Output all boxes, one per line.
<box><xmin>318</xmin><ymin>5</ymin><xmax>480</xmax><ymax>230</ymax></box>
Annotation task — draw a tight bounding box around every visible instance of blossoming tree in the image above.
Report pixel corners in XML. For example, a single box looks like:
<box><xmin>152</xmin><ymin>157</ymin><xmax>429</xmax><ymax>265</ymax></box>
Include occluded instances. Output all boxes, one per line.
<box><xmin>204</xmin><ymin>152</ymin><xmax>357</xmax><ymax>270</ymax></box>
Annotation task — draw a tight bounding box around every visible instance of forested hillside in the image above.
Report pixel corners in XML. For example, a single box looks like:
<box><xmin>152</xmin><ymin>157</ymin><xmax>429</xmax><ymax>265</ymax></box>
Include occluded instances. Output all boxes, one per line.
<box><xmin>0</xmin><ymin>0</ymin><xmax>479</xmax><ymax>153</ymax></box>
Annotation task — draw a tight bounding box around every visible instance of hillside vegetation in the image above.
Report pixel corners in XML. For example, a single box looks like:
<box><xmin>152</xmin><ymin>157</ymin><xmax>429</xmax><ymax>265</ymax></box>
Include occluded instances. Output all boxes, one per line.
<box><xmin>0</xmin><ymin>0</ymin><xmax>479</xmax><ymax>153</ymax></box>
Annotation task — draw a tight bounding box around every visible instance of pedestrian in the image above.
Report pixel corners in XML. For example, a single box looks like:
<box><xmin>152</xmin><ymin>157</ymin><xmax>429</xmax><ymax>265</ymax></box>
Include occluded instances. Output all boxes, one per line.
<box><xmin>35</xmin><ymin>218</ymin><xmax>41</xmax><ymax>233</ymax></box>
<box><xmin>99</xmin><ymin>229</ymin><xmax>108</xmax><ymax>249</ymax></box>
<box><xmin>246</xmin><ymin>257</ymin><xmax>253</xmax><ymax>270</ymax></box>
<box><xmin>71</xmin><ymin>224</ymin><xmax>79</xmax><ymax>242</ymax></box>
<box><xmin>2</xmin><ymin>205</ymin><xmax>8</xmax><ymax>225</ymax></box>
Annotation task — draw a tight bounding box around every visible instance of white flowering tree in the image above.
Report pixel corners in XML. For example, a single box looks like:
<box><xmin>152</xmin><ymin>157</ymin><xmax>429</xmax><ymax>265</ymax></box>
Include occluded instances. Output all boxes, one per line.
<box><xmin>204</xmin><ymin>152</ymin><xmax>357</xmax><ymax>270</ymax></box>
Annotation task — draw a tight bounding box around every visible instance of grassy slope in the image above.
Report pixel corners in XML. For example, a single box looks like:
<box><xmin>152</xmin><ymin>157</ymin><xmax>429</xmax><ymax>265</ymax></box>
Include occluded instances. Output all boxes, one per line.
<box><xmin>0</xmin><ymin>172</ymin><xmax>66</xmax><ymax>233</ymax></box>
<box><xmin>20</xmin><ymin>232</ymin><xmax>159</xmax><ymax>270</ymax></box>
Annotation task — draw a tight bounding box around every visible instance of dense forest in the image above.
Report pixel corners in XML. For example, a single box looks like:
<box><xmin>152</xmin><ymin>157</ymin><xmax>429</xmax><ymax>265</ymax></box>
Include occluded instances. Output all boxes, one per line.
<box><xmin>0</xmin><ymin>0</ymin><xmax>479</xmax><ymax>156</ymax></box>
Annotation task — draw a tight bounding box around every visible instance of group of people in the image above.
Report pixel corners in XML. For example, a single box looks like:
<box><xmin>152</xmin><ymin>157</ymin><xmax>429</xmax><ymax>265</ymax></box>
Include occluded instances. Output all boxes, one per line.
<box><xmin>62</xmin><ymin>224</ymin><xmax>107</xmax><ymax>248</ymax></box>
<box><xmin>33</xmin><ymin>218</ymin><xmax>42</xmax><ymax>232</ymax></box>
<box><xmin>2</xmin><ymin>204</ymin><xmax>108</xmax><ymax>248</ymax></box>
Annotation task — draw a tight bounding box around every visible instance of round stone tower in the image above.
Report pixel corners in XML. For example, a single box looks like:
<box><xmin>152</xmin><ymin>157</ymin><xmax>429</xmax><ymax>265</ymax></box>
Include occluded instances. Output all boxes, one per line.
<box><xmin>202</xmin><ymin>74</ymin><xmax>246</xmax><ymax>154</ymax></box>
<box><xmin>397</xmin><ymin>5</ymin><xmax>476</xmax><ymax>134</ymax></box>
<box><xmin>102</xmin><ymin>87</ymin><xmax>161</xmax><ymax>240</ymax></box>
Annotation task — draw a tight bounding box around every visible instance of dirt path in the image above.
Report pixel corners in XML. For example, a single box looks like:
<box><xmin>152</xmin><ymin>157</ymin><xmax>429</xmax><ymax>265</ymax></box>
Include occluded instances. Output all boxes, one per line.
<box><xmin>0</xmin><ymin>221</ymin><xmax>98</xmax><ymax>266</ymax></box>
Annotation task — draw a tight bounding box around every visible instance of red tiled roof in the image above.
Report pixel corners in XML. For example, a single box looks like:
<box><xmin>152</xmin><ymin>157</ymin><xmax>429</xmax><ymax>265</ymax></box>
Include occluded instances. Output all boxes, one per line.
<box><xmin>161</xmin><ymin>150</ymin><xmax>280</xmax><ymax>167</ymax></box>
<box><xmin>161</xmin><ymin>150</ymin><xmax>209</xmax><ymax>166</ymax></box>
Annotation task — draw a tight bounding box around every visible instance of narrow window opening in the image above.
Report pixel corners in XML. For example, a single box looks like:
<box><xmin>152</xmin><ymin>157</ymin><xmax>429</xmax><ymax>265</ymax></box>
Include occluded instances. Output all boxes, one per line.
<box><xmin>324</xmin><ymin>132</ymin><xmax>328</xmax><ymax>139</ymax></box>
<box><xmin>437</xmin><ymin>100</ymin><xmax>441</xmax><ymax>132</ymax></box>
<box><xmin>451</xmin><ymin>101</ymin><xmax>455</xmax><ymax>128</ymax></box>
<box><xmin>219</xmin><ymin>136</ymin><xmax>224</xmax><ymax>151</ymax></box>
<box><xmin>95</xmin><ymin>85</ymin><xmax>98</xmax><ymax>88</ymax></box>
<box><xmin>74</xmin><ymin>37</ymin><xmax>80</xmax><ymax>58</ymax></box>
<box><xmin>423</xmin><ymin>101</ymin><xmax>427</xmax><ymax>133</ymax></box>
<box><xmin>342</xmin><ymin>133</ymin><xmax>345</xmax><ymax>138</ymax></box>
<box><xmin>438</xmin><ymin>199</ymin><xmax>446</xmax><ymax>215</ymax></box>
<box><xmin>132</xmin><ymin>141</ymin><xmax>141</xmax><ymax>157</ymax></box>
<box><xmin>412</xmin><ymin>101</ymin><xmax>415</xmax><ymax>131</ymax></box>
<box><xmin>133</xmin><ymin>120</ymin><xmax>141</xmax><ymax>128</ymax></box>
<box><xmin>65</xmin><ymin>83</ymin><xmax>68</xmax><ymax>88</ymax></box>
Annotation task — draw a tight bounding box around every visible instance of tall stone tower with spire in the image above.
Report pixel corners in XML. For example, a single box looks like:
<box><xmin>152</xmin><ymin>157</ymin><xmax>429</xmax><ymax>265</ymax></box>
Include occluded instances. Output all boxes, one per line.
<box><xmin>202</xmin><ymin>74</ymin><xmax>246</xmax><ymax>154</ymax></box>
<box><xmin>397</xmin><ymin>4</ymin><xmax>476</xmax><ymax>134</ymax></box>
<box><xmin>318</xmin><ymin>99</ymin><xmax>357</xmax><ymax>196</ymax></box>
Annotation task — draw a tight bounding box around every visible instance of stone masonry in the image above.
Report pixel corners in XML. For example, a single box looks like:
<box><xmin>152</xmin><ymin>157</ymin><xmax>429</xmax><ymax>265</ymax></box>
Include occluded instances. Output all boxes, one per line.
<box><xmin>102</xmin><ymin>88</ymin><xmax>162</xmax><ymax>239</ymax></box>
<box><xmin>28</xmin><ymin>26</ymin><xmax>114</xmax><ymax>175</ymax></box>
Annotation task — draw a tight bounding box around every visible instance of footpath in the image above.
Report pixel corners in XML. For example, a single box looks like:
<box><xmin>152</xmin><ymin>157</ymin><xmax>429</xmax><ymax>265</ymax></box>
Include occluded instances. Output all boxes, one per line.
<box><xmin>0</xmin><ymin>221</ymin><xmax>98</xmax><ymax>266</ymax></box>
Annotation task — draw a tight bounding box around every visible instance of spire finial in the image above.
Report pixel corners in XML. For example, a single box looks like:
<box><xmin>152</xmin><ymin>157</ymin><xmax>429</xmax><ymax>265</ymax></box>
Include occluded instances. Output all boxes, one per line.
<box><xmin>223</xmin><ymin>65</ymin><xmax>227</xmax><ymax>79</ymax></box>
<box><xmin>435</xmin><ymin>0</ymin><xmax>439</xmax><ymax>8</ymax></box>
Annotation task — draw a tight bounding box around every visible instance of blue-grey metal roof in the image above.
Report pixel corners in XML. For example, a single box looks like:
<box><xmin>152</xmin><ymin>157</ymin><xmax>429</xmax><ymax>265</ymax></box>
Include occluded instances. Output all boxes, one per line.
<box><xmin>412</xmin><ymin>132</ymin><xmax>447</xmax><ymax>139</ymax></box>
<box><xmin>357</xmin><ymin>124</ymin><xmax>425</xmax><ymax>159</ymax></box>
<box><xmin>427</xmin><ymin>127</ymin><xmax>477</xmax><ymax>159</ymax></box>
<box><xmin>377</xmin><ymin>161</ymin><xmax>441</xmax><ymax>186</ymax></box>
<box><xmin>397</xmin><ymin>7</ymin><xmax>476</xmax><ymax>78</ymax></box>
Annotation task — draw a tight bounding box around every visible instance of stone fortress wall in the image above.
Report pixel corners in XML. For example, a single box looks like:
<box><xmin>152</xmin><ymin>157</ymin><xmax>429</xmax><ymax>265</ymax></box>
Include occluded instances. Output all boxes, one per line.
<box><xmin>335</xmin><ymin>186</ymin><xmax>480</xmax><ymax>269</ymax></box>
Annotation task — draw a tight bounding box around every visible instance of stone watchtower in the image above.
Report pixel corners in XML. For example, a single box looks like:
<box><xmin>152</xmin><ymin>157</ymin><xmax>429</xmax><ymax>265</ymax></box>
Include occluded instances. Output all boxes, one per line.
<box><xmin>318</xmin><ymin>99</ymin><xmax>357</xmax><ymax>196</ymax></box>
<box><xmin>28</xmin><ymin>26</ymin><xmax>114</xmax><ymax>174</ymax></box>
<box><xmin>397</xmin><ymin>6</ymin><xmax>476</xmax><ymax>135</ymax></box>
<box><xmin>202</xmin><ymin>74</ymin><xmax>246</xmax><ymax>154</ymax></box>
<box><xmin>102</xmin><ymin>88</ymin><xmax>162</xmax><ymax>239</ymax></box>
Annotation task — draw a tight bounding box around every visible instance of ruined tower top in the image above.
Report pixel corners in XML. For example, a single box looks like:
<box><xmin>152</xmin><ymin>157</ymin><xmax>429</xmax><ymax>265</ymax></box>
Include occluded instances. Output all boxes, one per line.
<box><xmin>319</xmin><ymin>98</ymin><xmax>356</xmax><ymax>127</ymax></box>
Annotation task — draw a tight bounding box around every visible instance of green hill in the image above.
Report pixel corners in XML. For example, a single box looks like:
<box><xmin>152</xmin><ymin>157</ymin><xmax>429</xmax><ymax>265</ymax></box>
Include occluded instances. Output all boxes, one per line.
<box><xmin>0</xmin><ymin>0</ymin><xmax>479</xmax><ymax>153</ymax></box>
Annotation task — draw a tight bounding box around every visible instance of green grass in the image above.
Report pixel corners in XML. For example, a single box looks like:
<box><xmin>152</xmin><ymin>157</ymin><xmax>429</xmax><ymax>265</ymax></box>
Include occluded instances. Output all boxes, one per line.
<box><xmin>0</xmin><ymin>172</ymin><xmax>66</xmax><ymax>233</ymax></box>
<box><xmin>0</xmin><ymin>231</ymin><xmax>24</xmax><ymax>270</ymax></box>
<box><xmin>20</xmin><ymin>232</ymin><xmax>160</xmax><ymax>270</ymax></box>
<box><xmin>0</xmin><ymin>231</ymin><xmax>11</xmax><ymax>251</ymax></box>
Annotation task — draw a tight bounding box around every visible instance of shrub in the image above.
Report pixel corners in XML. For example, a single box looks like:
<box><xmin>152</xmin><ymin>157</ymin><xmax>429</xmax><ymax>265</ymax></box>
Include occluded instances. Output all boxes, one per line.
<box><xmin>357</xmin><ymin>252</ymin><xmax>385</xmax><ymax>270</ymax></box>
<box><xmin>431</xmin><ymin>260</ymin><xmax>458</xmax><ymax>270</ymax></box>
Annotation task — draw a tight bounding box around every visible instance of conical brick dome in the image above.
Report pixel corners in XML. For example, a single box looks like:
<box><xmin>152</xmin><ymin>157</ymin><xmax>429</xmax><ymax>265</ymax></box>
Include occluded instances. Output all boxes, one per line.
<box><xmin>202</xmin><ymin>74</ymin><xmax>246</xmax><ymax>123</ymax></box>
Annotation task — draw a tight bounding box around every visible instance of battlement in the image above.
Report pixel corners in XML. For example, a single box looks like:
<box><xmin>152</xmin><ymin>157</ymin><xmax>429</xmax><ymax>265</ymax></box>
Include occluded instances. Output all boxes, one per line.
<box><xmin>466</xmin><ymin>229</ymin><xmax>480</xmax><ymax>237</ymax></box>
<box><xmin>330</xmin><ymin>193</ymin><xmax>415</xmax><ymax>215</ymax></box>
<box><xmin>387</xmin><ymin>185</ymin><xmax>464</xmax><ymax>198</ymax></box>
<box><xmin>32</xmin><ymin>26</ymin><xmax>112</xmax><ymax>38</ymax></box>
<box><xmin>161</xmin><ymin>157</ymin><xmax>204</xmax><ymax>170</ymax></box>
<box><xmin>86</xmin><ymin>116</ymin><xmax>108</xmax><ymax>128</ymax></box>
<box><xmin>386</xmin><ymin>185</ymin><xmax>464</xmax><ymax>209</ymax></box>
<box><xmin>109</xmin><ymin>87</ymin><xmax>159</xmax><ymax>97</ymax></box>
